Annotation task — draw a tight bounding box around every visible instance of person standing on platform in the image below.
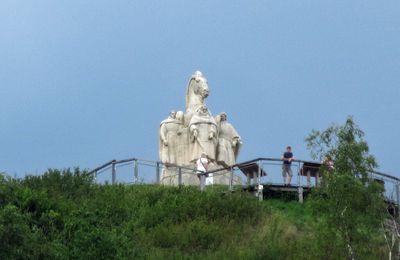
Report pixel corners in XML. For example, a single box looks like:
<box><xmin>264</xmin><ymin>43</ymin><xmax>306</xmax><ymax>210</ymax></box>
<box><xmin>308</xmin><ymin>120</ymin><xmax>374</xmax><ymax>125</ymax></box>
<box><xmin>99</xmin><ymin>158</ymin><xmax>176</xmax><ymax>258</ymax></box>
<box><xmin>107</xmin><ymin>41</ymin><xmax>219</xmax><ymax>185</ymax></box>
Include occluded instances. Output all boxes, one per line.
<box><xmin>322</xmin><ymin>155</ymin><xmax>335</xmax><ymax>172</ymax></box>
<box><xmin>196</xmin><ymin>153</ymin><xmax>212</xmax><ymax>185</ymax></box>
<box><xmin>281</xmin><ymin>146</ymin><xmax>294</xmax><ymax>186</ymax></box>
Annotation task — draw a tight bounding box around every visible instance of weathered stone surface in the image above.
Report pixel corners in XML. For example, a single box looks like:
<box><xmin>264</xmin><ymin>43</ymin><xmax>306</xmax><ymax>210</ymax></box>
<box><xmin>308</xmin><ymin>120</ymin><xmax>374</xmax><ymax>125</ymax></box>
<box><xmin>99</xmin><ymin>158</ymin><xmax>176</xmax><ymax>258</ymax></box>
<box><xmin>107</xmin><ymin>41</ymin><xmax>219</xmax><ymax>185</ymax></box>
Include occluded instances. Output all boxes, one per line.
<box><xmin>160</xmin><ymin>167</ymin><xmax>200</xmax><ymax>186</ymax></box>
<box><xmin>185</xmin><ymin>71</ymin><xmax>209</xmax><ymax>124</ymax></box>
<box><xmin>189</xmin><ymin>105</ymin><xmax>217</xmax><ymax>162</ymax></box>
<box><xmin>216</xmin><ymin>112</ymin><xmax>242</xmax><ymax>167</ymax></box>
<box><xmin>159</xmin><ymin>71</ymin><xmax>243</xmax><ymax>185</ymax></box>
<box><xmin>159</xmin><ymin>111</ymin><xmax>182</xmax><ymax>164</ymax></box>
<box><xmin>206</xmin><ymin>164</ymin><xmax>242</xmax><ymax>185</ymax></box>
<box><xmin>174</xmin><ymin>111</ymin><xmax>190</xmax><ymax>166</ymax></box>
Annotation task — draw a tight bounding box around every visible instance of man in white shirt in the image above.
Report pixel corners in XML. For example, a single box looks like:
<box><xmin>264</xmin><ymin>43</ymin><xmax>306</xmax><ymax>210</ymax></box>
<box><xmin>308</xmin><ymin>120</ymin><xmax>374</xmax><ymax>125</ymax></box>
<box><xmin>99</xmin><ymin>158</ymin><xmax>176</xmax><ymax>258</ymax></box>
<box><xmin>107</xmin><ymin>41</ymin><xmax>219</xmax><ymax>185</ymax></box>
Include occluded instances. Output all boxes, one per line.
<box><xmin>196</xmin><ymin>153</ymin><xmax>213</xmax><ymax>185</ymax></box>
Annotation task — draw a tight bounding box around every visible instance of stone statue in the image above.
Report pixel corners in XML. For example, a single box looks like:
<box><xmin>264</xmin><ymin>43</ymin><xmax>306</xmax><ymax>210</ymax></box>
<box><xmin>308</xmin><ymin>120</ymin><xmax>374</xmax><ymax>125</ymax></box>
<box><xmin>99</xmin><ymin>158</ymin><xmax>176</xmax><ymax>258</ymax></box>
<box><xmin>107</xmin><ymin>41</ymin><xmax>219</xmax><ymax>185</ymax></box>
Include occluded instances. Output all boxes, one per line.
<box><xmin>215</xmin><ymin>112</ymin><xmax>242</xmax><ymax>167</ymax></box>
<box><xmin>159</xmin><ymin>71</ymin><xmax>243</xmax><ymax>186</ymax></box>
<box><xmin>185</xmin><ymin>71</ymin><xmax>210</xmax><ymax>126</ymax></box>
<box><xmin>189</xmin><ymin>105</ymin><xmax>217</xmax><ymax>162</ymax></box>
<box><xmin>175</xmin><ymin>111</ymin><xmax>190</xmax><ymax>166</ymax></box>
<box><xmin>159</xmin><ymin>110</ymin><xmax>182</xmax><ymax>165</ymax></box>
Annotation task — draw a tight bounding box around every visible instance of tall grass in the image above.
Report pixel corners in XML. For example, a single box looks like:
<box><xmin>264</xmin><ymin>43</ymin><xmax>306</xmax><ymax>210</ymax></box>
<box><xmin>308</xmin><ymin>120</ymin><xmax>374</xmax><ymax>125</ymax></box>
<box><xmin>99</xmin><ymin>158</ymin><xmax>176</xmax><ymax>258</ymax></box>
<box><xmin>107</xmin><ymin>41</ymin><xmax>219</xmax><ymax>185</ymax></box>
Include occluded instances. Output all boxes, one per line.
<box><xmin>0</xmin><ymin>170</ymin><xmax>386</xmax><ymax>259</ymax></box>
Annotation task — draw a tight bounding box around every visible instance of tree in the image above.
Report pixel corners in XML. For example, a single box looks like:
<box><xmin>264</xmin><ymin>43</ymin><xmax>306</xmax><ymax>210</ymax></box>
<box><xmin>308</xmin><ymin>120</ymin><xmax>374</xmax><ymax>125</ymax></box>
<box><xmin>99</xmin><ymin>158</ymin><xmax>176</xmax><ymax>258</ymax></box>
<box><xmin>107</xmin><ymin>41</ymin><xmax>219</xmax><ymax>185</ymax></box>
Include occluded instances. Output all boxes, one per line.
<box><xmin>305</xmin><ymin>116</ymin><xmax>387</xmax><ymax>259</ymax></box>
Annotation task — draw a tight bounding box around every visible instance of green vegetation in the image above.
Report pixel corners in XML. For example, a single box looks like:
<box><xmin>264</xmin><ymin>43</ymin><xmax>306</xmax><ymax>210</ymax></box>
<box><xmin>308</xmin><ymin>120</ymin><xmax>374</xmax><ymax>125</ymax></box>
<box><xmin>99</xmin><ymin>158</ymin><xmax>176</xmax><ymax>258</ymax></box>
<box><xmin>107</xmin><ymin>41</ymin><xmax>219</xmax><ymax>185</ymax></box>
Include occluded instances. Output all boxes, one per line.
<box><xmin>0</xmin><ymin>169</ymin><xmax>387</xmax><ymax>259</ymax></box>
<box><xmin>0</xmin><ymin>117</ymin><xmax>392</xmax><ymax>259</ymax></box>
<box><xmin>305</xmin><ymin>116</ymin><xmax>392</xmax><ymax>259</ymax></box>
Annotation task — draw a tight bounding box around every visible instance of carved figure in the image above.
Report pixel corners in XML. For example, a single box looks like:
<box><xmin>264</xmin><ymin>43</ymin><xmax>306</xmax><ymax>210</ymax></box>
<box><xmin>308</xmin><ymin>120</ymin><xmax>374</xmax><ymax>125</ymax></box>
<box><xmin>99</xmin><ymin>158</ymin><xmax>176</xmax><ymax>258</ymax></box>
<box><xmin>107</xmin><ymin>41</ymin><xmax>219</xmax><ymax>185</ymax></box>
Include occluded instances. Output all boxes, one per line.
<box><xmin>158</xmin><ymin>71</ymin><xmax>243</xmax><ymax>186</ymax></box>
<box><xmin>159</xmin><ymin>110</ymin><xmax>182</xmax><ymax>164</ymax></box>
<box><xmin>189</xmin><ymin>105</ymin><xmax>217</xmax><ymax>162</ymax></box>
<box><xmin>175</xmin><ymin>111</ymin><xmax>190</xmax><ymax>166</ymax></box>
<box><xmin>215</xmin><ymin>112</ymin><xmax>241</xmax><ymax>167</ymax></box>
<box><xmin>185</xmin><ymin>71</ymin><xmax>210</xmax><ymax>125</ymax></box>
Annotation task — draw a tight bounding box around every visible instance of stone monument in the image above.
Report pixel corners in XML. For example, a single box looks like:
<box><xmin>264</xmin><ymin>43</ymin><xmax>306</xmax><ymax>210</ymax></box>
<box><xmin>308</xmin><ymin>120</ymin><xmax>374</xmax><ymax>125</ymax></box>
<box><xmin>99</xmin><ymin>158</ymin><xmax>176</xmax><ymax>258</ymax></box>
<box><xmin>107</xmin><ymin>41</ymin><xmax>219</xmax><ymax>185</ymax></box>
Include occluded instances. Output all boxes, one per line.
<box><xmin>159</xmin><ymin>71</ymin><xmax>242</xmax><ymax>185</ymax></box>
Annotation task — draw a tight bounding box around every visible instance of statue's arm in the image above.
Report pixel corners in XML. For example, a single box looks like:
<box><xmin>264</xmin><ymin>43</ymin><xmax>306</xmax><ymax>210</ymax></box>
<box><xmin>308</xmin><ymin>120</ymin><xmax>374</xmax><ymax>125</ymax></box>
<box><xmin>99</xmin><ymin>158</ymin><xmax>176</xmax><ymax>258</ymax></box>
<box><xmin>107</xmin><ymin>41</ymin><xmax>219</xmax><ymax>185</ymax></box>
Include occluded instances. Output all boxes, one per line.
<box><xmin>232</xmin><ymin>136</ymin><xmax>240</xmax><ymax>147</ymax></box>
<box><xmin>160</xmin><ymin>125</ymin><xmax>168</xmax><ymax>146</ymax></box>
<box><xmin>209</xmin><ymin>124</ymin><xmax>217</xmax><ymax>139</ymax></box>
<box><xmin>190</xmin><ymin>124</ymin><xmax>198</xmax><ymax>140</ymax></box>
<box><xmin>228</xmin><ymin>124</ymin><xmax>241</xmax><ymax>147</ymax></box>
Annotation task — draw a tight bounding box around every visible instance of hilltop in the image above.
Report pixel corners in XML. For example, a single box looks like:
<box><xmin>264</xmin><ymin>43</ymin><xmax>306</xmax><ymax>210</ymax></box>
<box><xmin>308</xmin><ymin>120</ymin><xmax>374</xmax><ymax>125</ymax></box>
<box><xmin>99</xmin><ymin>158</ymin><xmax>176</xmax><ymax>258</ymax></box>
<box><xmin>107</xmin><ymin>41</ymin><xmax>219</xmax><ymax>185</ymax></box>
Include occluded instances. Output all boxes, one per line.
<box><xmin>0</xmin><ymin>169</ymin><xmax>389</xmax><ymax>259</ymax></box>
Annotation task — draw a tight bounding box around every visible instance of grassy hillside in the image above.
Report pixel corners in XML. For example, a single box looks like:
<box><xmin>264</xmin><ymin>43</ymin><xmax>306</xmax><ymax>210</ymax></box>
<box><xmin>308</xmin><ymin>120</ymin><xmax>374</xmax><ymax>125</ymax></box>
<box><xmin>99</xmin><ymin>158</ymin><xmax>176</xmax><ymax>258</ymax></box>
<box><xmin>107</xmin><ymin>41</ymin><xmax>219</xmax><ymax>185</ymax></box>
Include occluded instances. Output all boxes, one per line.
<box><xmin>0</xmin><ymin>169</ymin><xmax>386</xmax><ymax>259</ymax></box>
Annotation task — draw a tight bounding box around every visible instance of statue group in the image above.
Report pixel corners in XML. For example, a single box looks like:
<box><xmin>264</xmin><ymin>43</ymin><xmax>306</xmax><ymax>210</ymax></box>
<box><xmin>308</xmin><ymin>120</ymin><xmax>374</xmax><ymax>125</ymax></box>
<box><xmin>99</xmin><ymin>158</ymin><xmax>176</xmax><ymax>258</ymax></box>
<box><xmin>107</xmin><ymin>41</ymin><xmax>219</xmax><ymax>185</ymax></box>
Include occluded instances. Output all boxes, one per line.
<box><xmin>159</xmin><ymin>71</ymin><xmax>242</xmax><ymax>185</ymax></box>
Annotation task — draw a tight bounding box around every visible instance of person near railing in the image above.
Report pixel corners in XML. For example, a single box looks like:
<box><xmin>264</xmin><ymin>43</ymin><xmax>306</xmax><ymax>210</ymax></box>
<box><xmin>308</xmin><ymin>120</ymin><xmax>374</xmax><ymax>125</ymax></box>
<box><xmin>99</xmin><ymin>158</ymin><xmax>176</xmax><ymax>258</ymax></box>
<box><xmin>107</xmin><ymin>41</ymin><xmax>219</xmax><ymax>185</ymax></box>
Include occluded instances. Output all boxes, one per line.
<box><xmin>317</xmin><ymin>155</ymin><xmax>335</xmax><ymax>186</ymax></box>
<box><xmin>281</xmin><ymin>146</ymin><xmax>295</xmax><ymax>186</ymax></box>
<box><xmin>196</xmin><ymin>152</ymin><xmax>213</xmax><ymax>185</ymax></box>
<box><xmin>322</xmin><ymin>155</ymin><xmax>335</xmax><ymax>172</ymax></box>
<box><xmin>304</xmin><ymin>155</ymin><xmax>334</xmax><ymax>187</ymax></box>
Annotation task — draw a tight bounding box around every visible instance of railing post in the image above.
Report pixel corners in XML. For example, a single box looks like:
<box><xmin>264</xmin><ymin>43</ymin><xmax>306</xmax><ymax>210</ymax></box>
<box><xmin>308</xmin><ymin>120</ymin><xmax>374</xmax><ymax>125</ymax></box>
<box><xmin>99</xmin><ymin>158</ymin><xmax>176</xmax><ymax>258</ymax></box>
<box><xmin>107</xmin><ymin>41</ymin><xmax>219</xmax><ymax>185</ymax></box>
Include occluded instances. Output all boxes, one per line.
<box><xmin>229</xmin><ymin>167</ymin><xmax>234</xmax><ymax>192</ymax></box>
<box><xmin>257</xmin><ymin>160</ymin><xmax>263</xmax><ymax>201</ymax></box>
<box><xmin>134</xmin><ymin>159</ymin><xmax>138</xmax><ymax>184</ymax></box>
<box><xmin>156</xmin><ymin>162</ymin><xmax>161</xmax><ymax>185</ymax></box>
<box><xmin>200</xmin><ymin>173</ymin><xmax>206</xmax><ymax>192</ymax></box>
<box><xmin>298</xmin><ymin>162</ymin><xmax>303</xmax><ymax>203</ymax></box>
<box><xmin>297</xmin><ymin>161</ymin><xmax>301</xmax><ymax>187</ymax></box>
<box><xmin>246</xmin><ymin>173</ymin><xmax>251</xmax><ymax>187</ymax></box>
<box><xmin>396</xmin><ymin>183</ymin><xmax>400</xmax><ymax>221</ymax></box>
<box><xmin>112</xmin><ymin>161</ymin><xmax>116</xmax><ymax>185</ymax></box>
<box><xmin>178</xmin><ymin>167</ymin><xmax>182</xmax><ymax>187</ymax></box>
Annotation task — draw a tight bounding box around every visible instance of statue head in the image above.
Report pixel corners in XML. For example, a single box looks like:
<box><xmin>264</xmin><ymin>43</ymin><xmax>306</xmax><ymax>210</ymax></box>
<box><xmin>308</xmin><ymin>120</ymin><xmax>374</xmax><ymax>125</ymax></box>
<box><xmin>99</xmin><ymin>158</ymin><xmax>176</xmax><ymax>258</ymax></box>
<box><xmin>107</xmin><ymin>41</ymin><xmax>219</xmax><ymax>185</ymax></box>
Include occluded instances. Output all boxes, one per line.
<box><xmin>176</xmin><ymin>111</ymin><xmax>184</xmax><ymax>121</ymax></box>
<box><xmin>192</xmin><ymin>71</ymin><xmax>209</xmax><ymax>98</ymax></box>
<box><xmin>198</xmin><ymin>85</ymin><xmax>209</xmax><ymax>100</ymax></box>
<box><xmin>186</xmin><ymin>71</ymin><xmax>209</xmax><ymax>111</ymax></box>
<box><xmin>169</xmin><ymin>110</ymin><xmax>177</xmax><ymax>119</ymax></box>
<box><xmin>219</xmin><ymin>112</ymin><xmax>227</xmax><ymax>121</ymax></box>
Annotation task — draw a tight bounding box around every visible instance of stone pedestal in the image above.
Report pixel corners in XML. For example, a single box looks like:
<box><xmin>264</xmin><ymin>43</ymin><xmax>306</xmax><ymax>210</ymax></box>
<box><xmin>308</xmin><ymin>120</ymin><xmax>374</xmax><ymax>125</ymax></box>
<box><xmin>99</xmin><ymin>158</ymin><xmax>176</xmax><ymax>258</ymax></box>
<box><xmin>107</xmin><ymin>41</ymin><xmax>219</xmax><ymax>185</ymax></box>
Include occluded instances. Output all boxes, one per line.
<box><xmin>160</xmin><ymin>167</ymin><xmax>200</xmax><ymax>186</ymax></box>
<box><xmin>160</xmin><ymin>164</ymin><xmax>242</xmax><ymax>186</ymax></box>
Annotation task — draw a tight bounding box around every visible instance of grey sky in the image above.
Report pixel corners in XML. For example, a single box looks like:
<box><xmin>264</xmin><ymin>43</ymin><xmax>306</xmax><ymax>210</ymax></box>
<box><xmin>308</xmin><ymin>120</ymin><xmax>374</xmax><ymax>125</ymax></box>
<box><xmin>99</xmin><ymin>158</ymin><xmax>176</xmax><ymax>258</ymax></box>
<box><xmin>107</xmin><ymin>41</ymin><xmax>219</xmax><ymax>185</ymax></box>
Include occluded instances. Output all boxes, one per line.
<box><xmin>1</xmin><ymin>1</ymin><xmax>399</xmax><ymax>179</ymax></box>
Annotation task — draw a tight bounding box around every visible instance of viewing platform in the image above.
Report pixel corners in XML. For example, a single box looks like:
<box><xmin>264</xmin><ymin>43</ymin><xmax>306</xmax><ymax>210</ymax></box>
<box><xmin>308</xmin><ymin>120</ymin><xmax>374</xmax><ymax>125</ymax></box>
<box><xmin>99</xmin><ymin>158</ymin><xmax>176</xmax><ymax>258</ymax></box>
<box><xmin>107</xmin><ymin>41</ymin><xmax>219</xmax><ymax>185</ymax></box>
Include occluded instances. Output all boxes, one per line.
<box><xmin>88</xmin><ymin>157</ymin><xmax>400</xmax><ymax>208</ymax></box>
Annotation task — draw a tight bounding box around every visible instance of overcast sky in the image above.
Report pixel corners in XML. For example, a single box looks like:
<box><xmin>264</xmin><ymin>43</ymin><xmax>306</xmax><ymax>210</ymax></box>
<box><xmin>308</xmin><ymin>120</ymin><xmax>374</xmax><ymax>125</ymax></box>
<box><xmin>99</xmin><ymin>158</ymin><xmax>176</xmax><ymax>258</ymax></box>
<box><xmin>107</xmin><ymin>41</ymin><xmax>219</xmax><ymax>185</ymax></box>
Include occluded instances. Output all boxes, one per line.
<box><xmin>1</xmin><ymin>1</ymin><xmax>399</xmax><ymax>181</ymax></box>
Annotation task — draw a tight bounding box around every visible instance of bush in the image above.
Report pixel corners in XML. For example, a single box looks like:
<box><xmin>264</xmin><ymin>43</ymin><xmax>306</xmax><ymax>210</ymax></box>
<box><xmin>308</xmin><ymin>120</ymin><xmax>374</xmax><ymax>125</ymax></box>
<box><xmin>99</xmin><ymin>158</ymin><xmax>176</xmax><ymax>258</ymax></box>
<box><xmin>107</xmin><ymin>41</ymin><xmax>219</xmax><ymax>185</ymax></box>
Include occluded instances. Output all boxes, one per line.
<box><xmin>0</xmin><ymin>168</ymin><xmax>387</xmax><ymax>258</ymax></box>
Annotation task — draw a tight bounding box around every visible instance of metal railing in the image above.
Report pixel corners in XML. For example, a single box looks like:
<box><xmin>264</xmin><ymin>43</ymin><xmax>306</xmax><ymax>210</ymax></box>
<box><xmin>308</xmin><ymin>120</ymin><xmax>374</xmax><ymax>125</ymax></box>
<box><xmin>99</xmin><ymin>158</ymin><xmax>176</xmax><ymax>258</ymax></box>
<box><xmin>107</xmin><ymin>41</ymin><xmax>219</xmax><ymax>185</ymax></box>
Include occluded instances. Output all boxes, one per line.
<box><xmin>88</xmin><ymin>157</ymin><xmax>400</xmax><ymax>208</ymax></box>
<box><xmin>88</xmin><ymin>158</ymin><xmax>197</xmax><ymax>185</ymax></box>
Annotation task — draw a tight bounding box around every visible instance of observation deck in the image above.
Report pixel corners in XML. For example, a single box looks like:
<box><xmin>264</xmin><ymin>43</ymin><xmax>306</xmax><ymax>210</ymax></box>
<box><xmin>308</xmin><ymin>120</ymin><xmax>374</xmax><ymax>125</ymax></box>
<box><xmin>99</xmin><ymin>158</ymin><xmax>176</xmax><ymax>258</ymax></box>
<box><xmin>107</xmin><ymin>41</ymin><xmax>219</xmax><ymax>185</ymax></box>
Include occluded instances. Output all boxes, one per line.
<box><xmin>88</xmin><ymin>157</ymin><xmax>400</xmax><ymax>216</ymax></box>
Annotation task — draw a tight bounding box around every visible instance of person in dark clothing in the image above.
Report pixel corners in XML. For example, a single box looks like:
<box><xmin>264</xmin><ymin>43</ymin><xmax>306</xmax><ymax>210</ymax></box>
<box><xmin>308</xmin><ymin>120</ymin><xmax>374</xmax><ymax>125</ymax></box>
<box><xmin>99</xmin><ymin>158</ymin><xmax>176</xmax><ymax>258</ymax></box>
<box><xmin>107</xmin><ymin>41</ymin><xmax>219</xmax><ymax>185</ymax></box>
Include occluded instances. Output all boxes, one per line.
<box><xmin>281</xmin><ymin>146</ymin><xmax>294</xmax><ymax>185</ymax></box>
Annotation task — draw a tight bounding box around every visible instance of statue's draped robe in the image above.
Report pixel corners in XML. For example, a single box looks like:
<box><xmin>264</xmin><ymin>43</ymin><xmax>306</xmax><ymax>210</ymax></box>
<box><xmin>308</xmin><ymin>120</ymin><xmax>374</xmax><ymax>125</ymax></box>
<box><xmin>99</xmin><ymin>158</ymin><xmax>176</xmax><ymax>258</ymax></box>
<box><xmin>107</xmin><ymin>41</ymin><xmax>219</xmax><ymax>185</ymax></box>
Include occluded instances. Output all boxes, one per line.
<box><xmin>189</xmin><ymin>114</ymin><xmax>217</xmax><ymax>162</ymax></box>
<box><xmin>217</xmin><ymin>121</ymin><xmax>241</xmax><ymax>167</ymax></box>
<box><xmin>175</xmin><ymin>126</ymin><xmax>190</xmax><ymax>166</ymax></box>
<box><xmin>159</xmin><ymin>118</ymin><xmax>182</xmax><ymax>164</ymax></box>
<box><xmin>159</xmin><ymin>71</ymin><xmax>243</xmax><ymax>185</ymax></box>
